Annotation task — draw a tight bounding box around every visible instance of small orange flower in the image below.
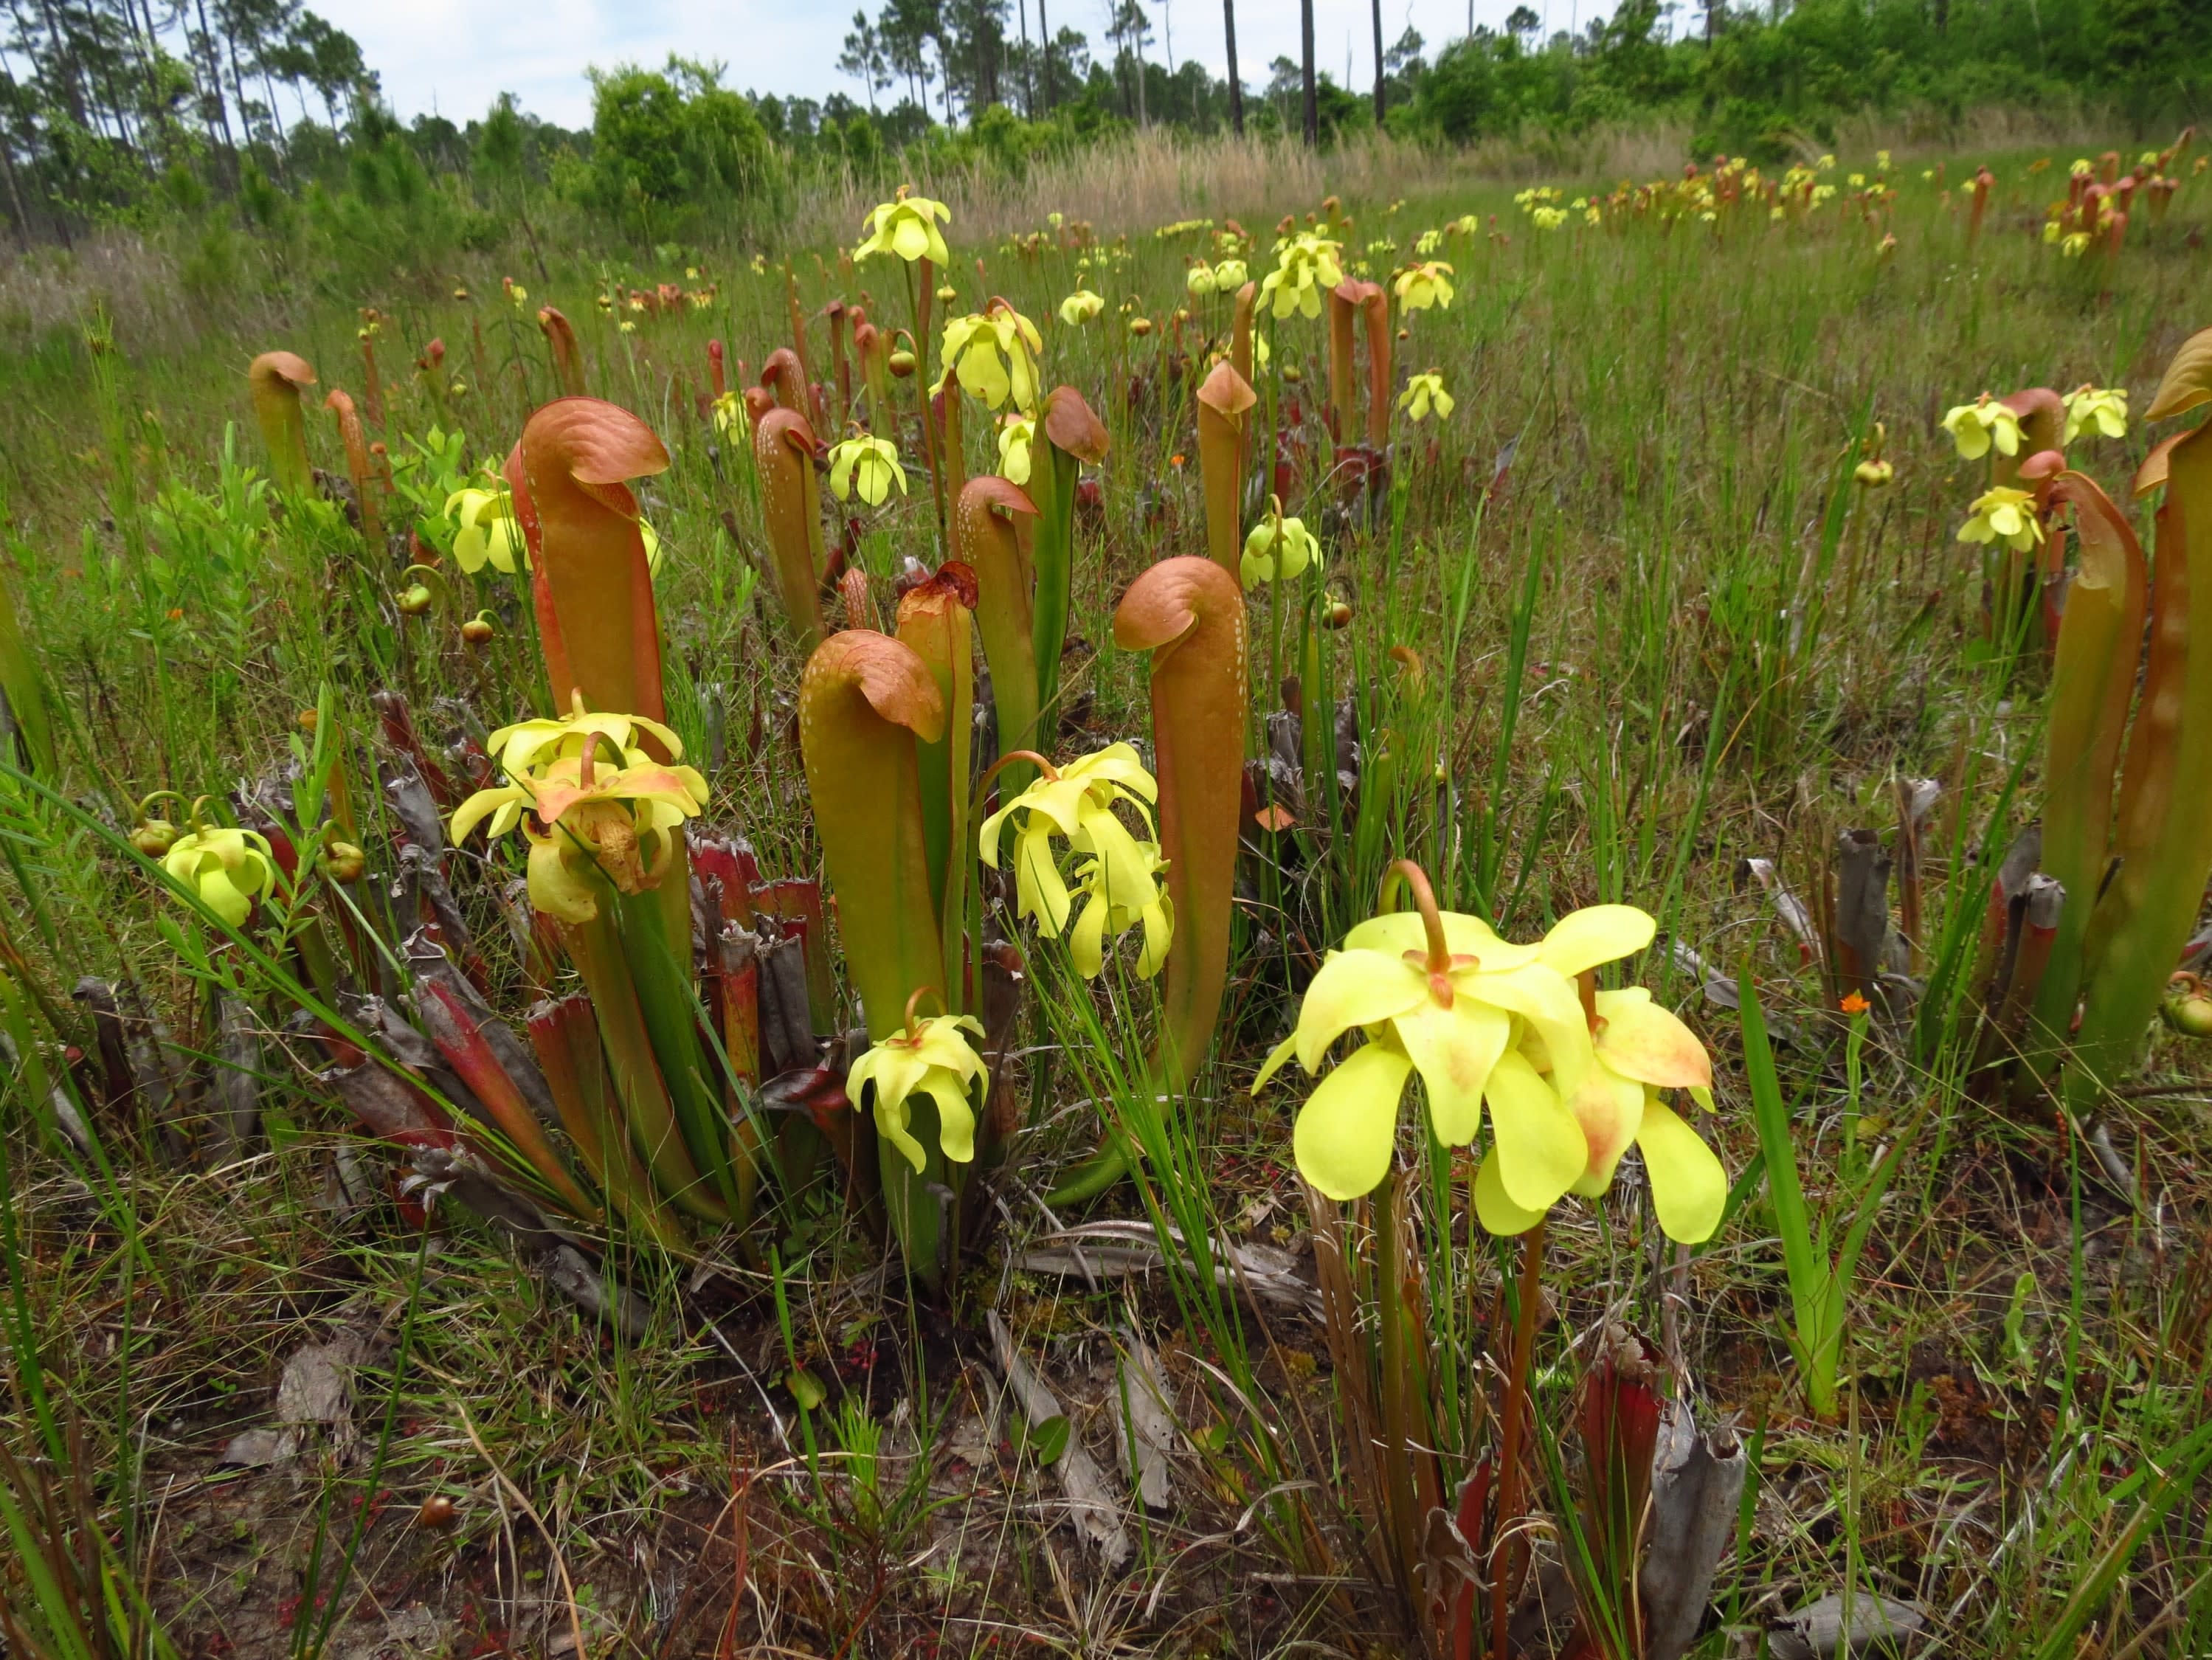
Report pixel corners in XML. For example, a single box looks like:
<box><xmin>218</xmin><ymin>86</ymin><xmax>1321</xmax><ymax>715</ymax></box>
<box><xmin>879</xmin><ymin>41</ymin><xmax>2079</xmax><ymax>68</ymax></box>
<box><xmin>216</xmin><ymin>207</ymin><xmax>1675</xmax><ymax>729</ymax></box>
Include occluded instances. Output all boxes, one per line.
<box><xmin>1839</xmin><ymin>992</ymin><xmax>1871</xmax><ymax>1015</ymax></box>
<box><xmin>1170</xmin><ymin>453</ymin><xmax>1188</xmax><ymax>468</ymax></box>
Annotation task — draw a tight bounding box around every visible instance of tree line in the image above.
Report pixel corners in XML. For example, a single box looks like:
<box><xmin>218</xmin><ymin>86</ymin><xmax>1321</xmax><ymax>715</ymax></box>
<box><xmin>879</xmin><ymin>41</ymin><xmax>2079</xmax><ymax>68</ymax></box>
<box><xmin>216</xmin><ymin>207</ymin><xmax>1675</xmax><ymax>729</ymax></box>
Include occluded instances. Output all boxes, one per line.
<box><xmin>1</xmin><ymin>0</ymin><xmax>2203</xmax><ymax>251</ymax></box>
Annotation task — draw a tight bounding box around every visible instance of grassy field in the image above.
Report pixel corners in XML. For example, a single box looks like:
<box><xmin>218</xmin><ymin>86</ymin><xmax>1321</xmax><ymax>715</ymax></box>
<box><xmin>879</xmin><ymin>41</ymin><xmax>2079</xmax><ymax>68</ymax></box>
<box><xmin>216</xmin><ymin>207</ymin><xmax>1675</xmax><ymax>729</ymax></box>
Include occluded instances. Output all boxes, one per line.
<box><xmin>1</xmin><ymin>132</ymin><xmax>2209</xmax><ymax>1659</ymax></box>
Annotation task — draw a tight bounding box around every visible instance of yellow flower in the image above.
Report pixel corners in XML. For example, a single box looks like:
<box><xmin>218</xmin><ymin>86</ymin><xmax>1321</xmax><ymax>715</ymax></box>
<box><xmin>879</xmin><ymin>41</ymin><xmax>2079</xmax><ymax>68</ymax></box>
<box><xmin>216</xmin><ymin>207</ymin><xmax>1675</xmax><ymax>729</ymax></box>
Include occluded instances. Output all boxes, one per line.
<box><xmin>1259</xmin><ymin>232</ymin><xmax>1344</xmax><ymax>321</ymax></box>
<box><xmin>618</xmin><ymin>319</ymin><xmax>637</xmax><ymax>334</ymax></box>
<box><xmin>162</xmin><ymin>826</ymin><xmax>277</xmax><ymax>927</ymax></box>
<box><xmin>711</xmin><ymin>390</ymin><xmax>749</xmax><ymax>440</ymax></box>
<box><xmin>936</xmin><ymin>305</ymin><xmax>1044</xmax><ymax>412</ymax></box>
<box><xmin>2071</xmin><ymin>158</ymin><xmax>2093</xmax><ymax>178</ymax></box>
<box><xmin>997</xmin><ymin>413</ymin><xmax>1035</xmax><ymax>486</ymax></box>
<box><xmin>1817</xmin><ymin>153</ymin><xmax>1836</xmax><ymax>170</ymax></box>
<box><xmin>450</xmin><ymin>699</ymin><xmax>708</xmax><ymax>924</ymax></box>
<box><xmin>1067</xmin><ymin>835</ymin><xmax>1174</xmax><ymax>981</ymax></box>
<box><xmin>1473</xmin><ymin>952</ymin><xmax>1724</xmax><ymax>1246</ymax></box>
<box><xmin>1940</xmin><ymin>395</ymin><xmax>2023</xmax><ymax>461</ymax></box>
<box><xmin>1393</xmin><ymin>260</ymin><xmax>1455</xmax><ymax>311</ymax></box>
<box><xmin>1186</xmin><ymin>263</ymin><xmax>1219</xmax><ymax>297</ymax></box>
<box><xmin>846</xmin><ymin>1012</ymin><xmax>988</xmax><ymax>1172</ymax></box>
<box><xmin>445</xmin><ymin>485</ymin><xmax>527</xmax><ymax>575</ymax></box>
<box><xmin>853</xmin><ymin>192</ymin><xmax>953</xmax><ymax>266</ymax></box>
<box><xmin>2060</xmin><ymin>231</ymin><xmax>2092</xmax><ymax>258</ymax></box>
<box><xmin>2061</xmin><ymin>384</ymin><xmax>2128</xmax><ymax>443</ymax></box>
<box><xmin>1876</xmin><ymin>149</ymin><xmax>1892</xmax><ymax>171</ymax></box>
<box><xmin>827</xmin><ymin>434</ymin><xmax>908</xmax><ymax>506</ymax></box>
<box><xmin>1254</xmin><ymin>900</ymin><xmax>1603</xmax><ymax>1207</ymax></box>
<box><xmin>1211</xmin><ymin>257</ymin><xmax>1248</xmax><ymax>289</ymax></box>
<box><xmin>978</xmin><ymin>744</ymin><xmax>1159</xmax><ymax>941</ymax></box>
<box><xmin>1854</xmin><ymin>458</ymin><xmax>1895</xmax><ymax>486</ymax></box>
<box><xmin>1957</xmin><ymin>486</ymin><xmax>2043</xmax><ymax>553</ymax></box>
<box><xmin>1240</xmin><ymin>505</ymin><xmax>1321</xmax><ymax>587</ymax></box>
<box><xmin>1531</xmin><ymin>206</ymin><xmax>1569</xmax><ymax>230</ymax></box>
<box><xmin>1399</xmin><ymin>371</ymin><xmax>1454</xmax><ymax>423</ymax></box>
<box><xmin>1058</xmin><ymin>286</ymin><xmax>1105</xmax><ymax>326</ymax></box>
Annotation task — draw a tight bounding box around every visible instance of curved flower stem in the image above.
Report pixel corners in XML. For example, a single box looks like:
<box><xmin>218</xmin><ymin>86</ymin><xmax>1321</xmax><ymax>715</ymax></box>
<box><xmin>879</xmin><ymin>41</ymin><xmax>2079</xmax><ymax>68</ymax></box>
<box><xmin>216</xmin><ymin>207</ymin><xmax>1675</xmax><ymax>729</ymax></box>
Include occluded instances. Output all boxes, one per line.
<box><xmin>1380</xmin><ymin>858</ymin><xmax>1452</xmax><ymax>972</ymax></box>
<box><xmin>1488</xmin><ymin>1215</ymin><xmax>1546</xmax><ymax>1660</ymax></box>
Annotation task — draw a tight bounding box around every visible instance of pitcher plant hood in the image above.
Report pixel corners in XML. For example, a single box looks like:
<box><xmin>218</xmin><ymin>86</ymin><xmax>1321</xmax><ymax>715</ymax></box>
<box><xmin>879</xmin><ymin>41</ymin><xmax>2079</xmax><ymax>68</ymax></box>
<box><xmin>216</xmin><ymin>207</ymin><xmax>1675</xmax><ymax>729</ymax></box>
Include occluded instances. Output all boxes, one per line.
<box><xmin>505</xmin><ymin>398</ymin><xmax>671</xmax><ymax>726</ymax></box>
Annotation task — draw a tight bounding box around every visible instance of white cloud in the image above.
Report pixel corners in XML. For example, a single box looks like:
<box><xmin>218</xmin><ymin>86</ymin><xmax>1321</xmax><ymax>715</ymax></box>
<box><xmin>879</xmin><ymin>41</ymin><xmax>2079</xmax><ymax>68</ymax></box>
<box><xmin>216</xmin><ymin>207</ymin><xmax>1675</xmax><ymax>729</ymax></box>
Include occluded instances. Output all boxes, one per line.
<box><xmin>318</xmin><ymin>0</ymin><xmax>1547</xmax><ymax>130</ymax></box>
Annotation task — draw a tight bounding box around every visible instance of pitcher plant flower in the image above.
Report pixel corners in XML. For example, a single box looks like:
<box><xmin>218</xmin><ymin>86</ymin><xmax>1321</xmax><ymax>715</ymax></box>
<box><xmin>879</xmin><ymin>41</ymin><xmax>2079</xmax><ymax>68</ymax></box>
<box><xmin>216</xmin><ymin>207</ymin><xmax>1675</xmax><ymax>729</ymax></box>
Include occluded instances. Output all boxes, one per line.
<box><xmin>828</xmin><ymin>433</ymin><xmax>908</xmax><ymax>506</ymax></box>
<box><xmin>853</xmin><ymin>190</ymin><xmax>952</xmax><ymax>266</ymax></box>
<box><xmin>846</xmin><ymin>1005</ymin><xmax>988</xmax><ymax>1173</ymax></box>
<box><xmin>710</xmin><ymin>390</ymin><xmax>749</xmax><ymax>440</ymax></box>
<box><xmin>1259</xmin><ymin>232</ymin><xmax>1346</xmax><ymax>320</ymax></box>
<box><xmin>446</xmin><ymin>483</ymin><xmax>526</xmax><ymax>574</ymax></box>
<box><xmin>1958</xmin><ymin>485</ymin><xmax>2044</xmax><ymax>552</ymax></box>
<box><xmin>2062</xmin><ymin>384</ymin><xmax>2129</xmax><ymax>443</ymax></box>
<box><xmin>1393</xmin><ymin>260</ymin><xmax>1456</xmax><ymax>311</ymax></box>
<box><xmin>1399</xmin><ymin>370</ymin><xmax>1454</xmax><ymax>423</ymax></box>
<box><xmin>162</xmin><ymin>821</ymin><xmax>279</xmax><ymax>928</ymax></box>
<box><xmin>1241</xmin><ymin>497</ymin><xmax>1322</xmax><ymax>588</ymax></box>
<box><xmin>936</xmin><ymin>302</ymin><xmax>1045</xmax><ymax>413</ymax></box>
<box><xmin>1252</xmin><ymin>862</ymin><xmax>1592</xmax><ymax>1208</ymax></box>
<box><xmin>1057</xmin><ymin>285</ymin><xmax>1105</xmax><ymax>326</ymax></box>
<box><xmin>451</xmin><ymin>698</ymin><xmax>709</xmax><ymax>924</ymax></box>
<box><xmin>1067</xmin><ymin>837</ymin><xmax>1174</xmax><ymax>980</ymax></box>
<box><xmin>1941</xmin><ymin>394</ymin><xmax>2024</xmax><ymax>461</ymax></box>
<box><xmin>978</xmin><ymin>742</ymin><xmax>1162</xmax><ymax>941</ymax></box>
<box><xmin>995</xmin><ymin>413</ymin><xmax>1035</xmax><ymax>486</ymax></box>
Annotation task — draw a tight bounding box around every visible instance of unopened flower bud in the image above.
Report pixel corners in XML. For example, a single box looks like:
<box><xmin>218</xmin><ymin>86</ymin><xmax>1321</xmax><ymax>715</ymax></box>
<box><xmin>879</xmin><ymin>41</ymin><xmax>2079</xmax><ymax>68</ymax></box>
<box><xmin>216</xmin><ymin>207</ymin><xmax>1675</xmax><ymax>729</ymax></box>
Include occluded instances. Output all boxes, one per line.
<box><xmin>395</xmin><ymin>582</ymin><xmax>433</xmax><ymax>616</ymax></box>
<box><xmin>319</xmin><ymin>840</ymin><xmax>367</xmax><ymax>883</ymax></box>
<box><xmin>131</xmin><ymin>819</ymin><xmax>179</xmax><ymax>858</ymax></box>
<box><xmin>1322</xmin><ymin>599</ymin><xmax>1352</xmax><ymax>629</ymax></box>
<box><xmin>2164</xmin><ymin>974</ymin><xmax>2212</xmax><ymax>1037</ymax></box>
<box><xmin>1282</xmin><ymin>365</ymin><xmax>1304</xmax><ymax>384</ymax></box>
<box><xmin>1129</xmin><ymin>316</ymin><xmax>1153</xmax><ymax>336</ymax></box>
<box><xmin>461</xmin><ymin>613</ymin><xmax>496</xmax><ymax>646</ymax></box>
<box><xmin>888</xmin><ymin>348</ymin><xmax>916</xmax><ymax>378</ymax></box>
<box><xmin>936</xmin><ymin>284</ymin><xmax>958</xmax><ymax>302</ymax></box>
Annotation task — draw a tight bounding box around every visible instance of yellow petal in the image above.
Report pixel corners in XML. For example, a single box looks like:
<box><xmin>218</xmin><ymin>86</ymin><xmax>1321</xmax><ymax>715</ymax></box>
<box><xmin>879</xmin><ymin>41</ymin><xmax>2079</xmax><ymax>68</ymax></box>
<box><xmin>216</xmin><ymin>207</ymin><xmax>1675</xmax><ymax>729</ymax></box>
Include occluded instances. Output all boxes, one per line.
<box><xmin>1593</xmin><ymin>989</ymin><xmax>1712</xmax><ymax>1089</ymax></box>
<box><xmin>1473</xmin><ymin>1149</ymin><xmax>1549</xmax><ymax>1237</ymax></box>
<box><xmin>1562</xmin><ymin>1062</ymin><xmax>1645</xmax><ymax>1194</ymax></box>
<box><xmin>1391</xmin><ymin>995</ymin><xmax>1509</xmax><ymax>1147</ymax></box>
<box><xmin>1482</xmin><ymin>1048</ymin><xmax>1589</xmax><ymax>1212</ymax></box>
<box><xmin>1538</xmin><ymin>905</ymin><xmax>1656</xmax><ymax>976</ymax></box>
<box><xmin>526</xmin><ymin>836</ymin><xmax>600</xmax><ymax>923</ymax></box>
<box><xmin>1292</xmin><ymin>1040</ymin><xmax>1414</xmax><ymax>1200</ymax></box>
<box><xmin>922</xmin><ymin>1069</ymin><xmax>978</xmax><ymax>1164</ymax></box>
<box><xmin>1636</xmin><ymin>1096</ymin><xmax>1727</xmax><ymax>1243</ymax></box>
<box><xmin>1293</xmin><ymin>950</ymin><xmax>1428</xmax><ymax>1071</ymax></box>
<box><xmin>1251</xmin><ymin>1031</ymin><xmax>1299</xmax><ymax>1093</ymax></box>
<box><xmin>1069</xmin><ymin>889</ymin><xmax>1107</xmax><ymax>978</ymax></box>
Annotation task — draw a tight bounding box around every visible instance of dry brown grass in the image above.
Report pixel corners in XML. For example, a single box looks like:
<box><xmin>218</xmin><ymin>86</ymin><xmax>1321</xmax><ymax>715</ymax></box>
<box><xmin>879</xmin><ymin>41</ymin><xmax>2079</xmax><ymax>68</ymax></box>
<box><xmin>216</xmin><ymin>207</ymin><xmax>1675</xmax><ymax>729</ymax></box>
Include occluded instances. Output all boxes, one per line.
<box><xmin>0</xmin><ymin>229</ymin><xmax>192</xmax><ymax>345</ymax></box>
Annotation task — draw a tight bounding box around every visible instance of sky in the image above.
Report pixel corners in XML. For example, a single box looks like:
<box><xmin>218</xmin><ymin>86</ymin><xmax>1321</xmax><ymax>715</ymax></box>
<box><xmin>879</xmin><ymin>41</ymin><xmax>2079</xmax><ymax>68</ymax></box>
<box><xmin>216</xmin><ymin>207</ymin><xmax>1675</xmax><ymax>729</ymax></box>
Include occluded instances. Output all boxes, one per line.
<box><xmin>319</xmin><ymin>0</ymin><xmax>1548</xmax><ymax>132</ymax></box>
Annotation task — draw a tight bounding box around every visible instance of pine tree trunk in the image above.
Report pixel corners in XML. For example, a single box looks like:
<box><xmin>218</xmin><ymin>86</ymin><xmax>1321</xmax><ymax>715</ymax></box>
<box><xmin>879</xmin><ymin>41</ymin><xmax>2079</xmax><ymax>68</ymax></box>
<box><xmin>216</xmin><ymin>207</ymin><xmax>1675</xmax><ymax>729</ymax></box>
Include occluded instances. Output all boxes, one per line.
<box><xmin>1371</xmin><ymin>0</ymin><xmax>1385</xmax><ymax>125</ymax></box>
<box><xmin>1300</xmin><ymin>0</ymin><xmax>1316</xmax><ymax>147</ymax></box>
<box><xmin>1223</xmin><ymin>0</ymin><xmax>1242</xmax><ymax>134</ymax></box>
